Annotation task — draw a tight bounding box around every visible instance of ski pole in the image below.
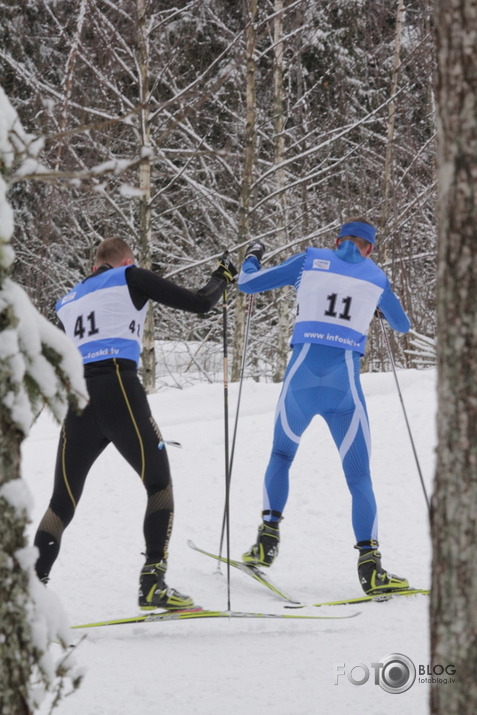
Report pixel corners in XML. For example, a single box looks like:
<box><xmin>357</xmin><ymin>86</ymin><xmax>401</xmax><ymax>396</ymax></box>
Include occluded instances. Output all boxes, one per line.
<box><xmin>221</xmin><ymin>286</ymin><xmax>232</xmax><ymax>611</ymax></box>
<box><xmin>378</xmin><ymin>314</ymin><xmax>430</xmax><ymax>515</ymax></box>
<box><xmin>217</xmin><ymin>294</ymin><xmax>254</xmax><ymax>563</ymax></box>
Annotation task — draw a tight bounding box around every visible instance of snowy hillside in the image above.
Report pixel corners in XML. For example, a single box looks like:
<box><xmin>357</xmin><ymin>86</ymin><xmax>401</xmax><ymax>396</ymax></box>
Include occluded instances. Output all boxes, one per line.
<box><xmin>23</xmin><ymin>368</ymin><xmax>435</xmax><ymax>715</ymax></box>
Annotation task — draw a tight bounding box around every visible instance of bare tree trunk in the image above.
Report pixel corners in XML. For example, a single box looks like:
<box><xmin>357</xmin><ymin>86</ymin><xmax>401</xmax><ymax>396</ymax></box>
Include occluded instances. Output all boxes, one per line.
<box><xmin>54</xmin><ymin>0</ymin><xmax>87</xmax><ymax>170</ymax></box>
<box><xmin>232</xmin><ymin>0</ymin><xmax>258</xmax><ymax>382</ymax></box>
<box><xmin>0</xmin><ymin>155</ymin><xmax>36</xmax><ymax>715</ymax></box>
<box><xmin>380</xmin><ymin>0</ymin><xmax>404</xmax><ymax>244</ymax></box>
<box><xmin>362</xmin><ymin>0</ymin><xmax>408</xmax><ymax>374</ymax></box>
<box><xmin>373</xmin><ymin>0</ymin><xmax>408</xmax><ymax>371</ymax></box>
<box><xmin>271</xmin><ymin>0</ymin><xmax>290</xmax><ymax>382</ymax></box>
<box><xmin>136</xmin><ymin>0</ymin><xmax>156</xmax><ymax>393</ymax></box>
<box><xmin>431</xmin><ymin>0</ymin><xmax>477</xmax><ymax>712</ymax></box>
<box><xmin>0</xmin><ymin>417</ymin><xmax>32</xmax><ymax>715</ymax></box>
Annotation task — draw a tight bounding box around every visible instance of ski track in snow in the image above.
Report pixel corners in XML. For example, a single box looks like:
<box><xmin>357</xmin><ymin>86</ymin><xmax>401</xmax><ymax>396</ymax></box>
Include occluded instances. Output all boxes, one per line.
<box><xmin>23</xmin><ymin>369</ymin><xmax>435</xmax><ymax>715</ymax></box>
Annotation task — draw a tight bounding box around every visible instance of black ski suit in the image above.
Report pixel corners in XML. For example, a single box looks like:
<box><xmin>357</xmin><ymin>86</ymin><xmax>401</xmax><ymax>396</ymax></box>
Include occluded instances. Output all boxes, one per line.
<box><xmin>34</xmin><ymin>264</ymin><xmax>228</xmax><ymax>581</ymax></box>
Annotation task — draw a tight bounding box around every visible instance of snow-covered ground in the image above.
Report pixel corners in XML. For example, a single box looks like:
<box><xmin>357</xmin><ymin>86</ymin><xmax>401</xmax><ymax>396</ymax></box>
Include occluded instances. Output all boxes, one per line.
<box><xmin>23</xmin><ymin>367</ymin><xmax>436</xmax><ymax>715</ymax></box>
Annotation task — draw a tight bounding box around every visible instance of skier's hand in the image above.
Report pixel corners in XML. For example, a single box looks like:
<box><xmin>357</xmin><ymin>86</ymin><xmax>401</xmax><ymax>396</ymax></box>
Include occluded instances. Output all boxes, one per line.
<box><xmin>212</xmin><ymin>252</ymin><xmax>238</xmax><ymax>284</ymax></box>
<box><xmin>244</xmin><ymin>240</ymin><xmax>265</xmax><ymax>263</ymax></box>
<box><xmin>374</xmin><ymin>308</ymin><xmax>384</xmax><ymax>319</ymax></box>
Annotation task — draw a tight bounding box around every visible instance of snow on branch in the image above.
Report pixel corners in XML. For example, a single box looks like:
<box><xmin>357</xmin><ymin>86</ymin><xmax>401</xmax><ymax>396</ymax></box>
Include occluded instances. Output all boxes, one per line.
<box><xmin>0</xmin><ymin>278</ymin><xmax>87</xmax><ymax>434</ymax></box>
<box><xmin>0</xmin><ymin>84</ymin><xmax>87</xmax><ymax>434</ymax></box>
<box><xmin>0</xmin><ymin>81</ymin><xmax>86</xmax><ymax>709</ymax></box>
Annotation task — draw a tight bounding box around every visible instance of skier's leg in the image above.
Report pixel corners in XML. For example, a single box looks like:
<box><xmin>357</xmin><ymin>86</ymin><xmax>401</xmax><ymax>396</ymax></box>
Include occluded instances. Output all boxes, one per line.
<box><xmin>325</xmin><ymin>350</ymin><xmax>408</xmax><ymax>593</ymax></box>
<box><xmin>102</xmin><ymin>366</ymin><xmax>192</xmax><ymax>608</ymax></box>
<box><xmin>324</xmin><ymin>350</ymin><xmax>377</xmax><ymax>544</ymax></box>
<box><xmin>34</xmin><ymin>404</ymin><xmax>108</xmax><ymax>582</ymax></box>
<box><xmin>244</xmin><ymin>344</ymin><xmax>316</xmax><ymax>566</ymax></box>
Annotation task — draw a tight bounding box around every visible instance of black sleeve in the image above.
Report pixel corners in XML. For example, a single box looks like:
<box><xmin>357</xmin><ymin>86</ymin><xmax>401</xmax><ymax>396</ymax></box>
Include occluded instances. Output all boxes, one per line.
<box><xmin>125</xmin><ymin>266</ymin><xmax>226</xmax><ymax>313</ymax></box>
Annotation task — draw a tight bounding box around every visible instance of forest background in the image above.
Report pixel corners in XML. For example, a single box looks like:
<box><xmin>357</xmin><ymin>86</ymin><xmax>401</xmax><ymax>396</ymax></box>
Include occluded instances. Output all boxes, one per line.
<box><xmin>0</xmin><ymin>0</ymin><xmax>436</xmax><ymax>389</ymax></box>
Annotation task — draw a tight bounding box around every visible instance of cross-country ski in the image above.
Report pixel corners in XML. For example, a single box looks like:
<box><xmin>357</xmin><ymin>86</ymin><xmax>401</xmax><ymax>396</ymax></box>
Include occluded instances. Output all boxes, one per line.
<box><xmin>71</xmin><ymin>607</ymin><xmax>360</xmax><ymax>630</ymax></box>
<box><xmin>24</xmin><ymin>345</ymin><xmax>434</xmax><ymax>715</ymax></box>
<box><xmin>187</xmin><ymin>539</ymin><xmax>301</xmax><ymax>604</ymax></box>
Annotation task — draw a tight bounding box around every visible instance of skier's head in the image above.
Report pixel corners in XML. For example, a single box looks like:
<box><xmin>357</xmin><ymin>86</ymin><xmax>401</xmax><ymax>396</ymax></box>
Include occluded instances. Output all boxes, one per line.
<box><xmin>336</xmin><ymin>216</ymin><xmax>376</xmax><ymax>256</ymax></box>
<box><xmin>94</xmin><ymin>237</ymin><xmax>135</xmax><ymax>271</ymax></box>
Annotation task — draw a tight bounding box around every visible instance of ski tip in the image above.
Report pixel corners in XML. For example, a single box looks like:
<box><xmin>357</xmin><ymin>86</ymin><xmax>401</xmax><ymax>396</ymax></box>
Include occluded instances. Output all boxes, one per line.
<box><xmin>308</xmin><ymin>588</ymin><xmax>430</xmax><ymax>608</ymax></box>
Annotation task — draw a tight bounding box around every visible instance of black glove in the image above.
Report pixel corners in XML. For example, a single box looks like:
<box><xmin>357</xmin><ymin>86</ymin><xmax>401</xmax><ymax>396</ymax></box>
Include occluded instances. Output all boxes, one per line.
<box><xmin>374</xmin><ymin>308</ymin><xmax>384</xmax><ymax>319</ymax></box>
<box><xmin>244</xmin><ymin>240</ymin><xmax>265</xmax><ymax>262</ymax></box>
<box><xmin>212</xmin><ymin>252</ymin><xmax>238</xmax><ymax>284</ymax></box>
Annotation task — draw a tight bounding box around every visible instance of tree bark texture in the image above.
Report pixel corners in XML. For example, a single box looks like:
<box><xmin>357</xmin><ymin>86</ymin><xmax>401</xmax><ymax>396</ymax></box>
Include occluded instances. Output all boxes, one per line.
<box><xmin>0</xmin><ymin>304</ymin><xmax>34</xmax><ymax>714</ymax></box>
<box><xmin>136</xmin><ymin>0</ymin><xmax>156</xmax><ymax>393</ymax></box>
<box><xmin>232</xmin><ymin>0</ymin><xmax>258</xmax><ymax>382</ymax></box>
<box><xmin>271</xmin><ymin>0</ymin><xmax>291</xmax><ymax>382</ymax></box>
<box><xmin>431</xmin><ymin>0</ymin><xmax>477</xmax><ymax>712</ymax></box>
<box><xmin>0</xmin><ymin>429</ymin><xmax>32</xmax><ymax>715</ymax></box>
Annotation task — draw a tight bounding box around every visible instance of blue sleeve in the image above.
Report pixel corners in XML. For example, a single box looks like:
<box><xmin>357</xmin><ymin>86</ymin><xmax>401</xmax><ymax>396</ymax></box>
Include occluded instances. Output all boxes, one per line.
<box><xmin>238</xmin><ymin>253</ymin><xmax>306</xmax><ymax>294</ymax></box>
<box><xmin>378</xmin><ymin>282</ymin><xmax>411</xmax><ymax>333</ymax></box>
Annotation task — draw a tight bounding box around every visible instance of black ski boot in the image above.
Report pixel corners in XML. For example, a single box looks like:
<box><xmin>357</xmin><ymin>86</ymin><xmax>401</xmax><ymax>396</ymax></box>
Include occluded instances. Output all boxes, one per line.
<box><xmin>356</xmin><ymin>544</ymin><xmax>409</xmax><ymax>595</ymax></box>
<box><xmin>138</xmin><ymin>559</ymin><xmax>194</xmax><ymax>610</ymax></box>
<box><xmin>242</xmin><ymin>521</ymin><xmax>280</xmax><ymax>568</ymax></box>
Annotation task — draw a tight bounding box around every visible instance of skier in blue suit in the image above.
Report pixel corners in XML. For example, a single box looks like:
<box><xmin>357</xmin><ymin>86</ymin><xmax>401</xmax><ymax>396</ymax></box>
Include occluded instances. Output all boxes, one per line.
<box><xmin>239</xmin><ymin>217</ymin><xmax>411</xmax><ymax>594</ymax></box>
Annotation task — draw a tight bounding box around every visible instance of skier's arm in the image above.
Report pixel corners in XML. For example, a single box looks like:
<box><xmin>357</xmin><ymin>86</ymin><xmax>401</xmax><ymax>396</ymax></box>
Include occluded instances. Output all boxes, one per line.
<box><xmin>125</xmin><ymin>256</ymin><xmax>236</xmax><ymax>313</ymax></box>
<box><xmin>238</xmin><ymin>252</ymin><xmax>306</xmax><ymax>294</ymax></box>
<box><xmin>377</xmin><ymin>282</ymin><xmax>411</xmax><ymax>333</ymax></box>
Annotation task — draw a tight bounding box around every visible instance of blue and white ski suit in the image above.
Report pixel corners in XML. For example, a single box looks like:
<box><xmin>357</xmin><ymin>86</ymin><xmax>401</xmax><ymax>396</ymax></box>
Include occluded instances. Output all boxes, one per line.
<box><xmin>238</xmin><ymin>240</ymin><xmax>410</xmax><ymax>544</ymax></box>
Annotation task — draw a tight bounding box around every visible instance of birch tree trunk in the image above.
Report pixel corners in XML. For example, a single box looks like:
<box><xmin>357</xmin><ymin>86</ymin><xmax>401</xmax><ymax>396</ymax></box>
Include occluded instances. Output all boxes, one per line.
<box><xmin>232</xmin><ymin>0</ymin><xmax>258</xmax><ymax>382</ymax></box>
<box><xmin>431</xmin><ymin>0</ymin><xmax>477</xmax><ymax>712</ymax></box>
<box><xmin>366</xmin><ymin>0</ymin><xmax>406</xmax><ymax>374</ymax></box>
<box><xmin>136</xmin><ymin>0</ymin><xmax>156</xmax><ymax>393</ymax></box>
<box><xmin>380</xmin><ymin>0</ymin><xmax>404</xmax><ymax>247</ymax></box>
<box><xmin>271</xmin><ymin>0</ymin><xmax>290</xmax><ymax>382</ymax></box>
<box><xmin>54</xmin><ymin>0</ymin><xmax>87</xmax><ymax>170</ymax></box>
